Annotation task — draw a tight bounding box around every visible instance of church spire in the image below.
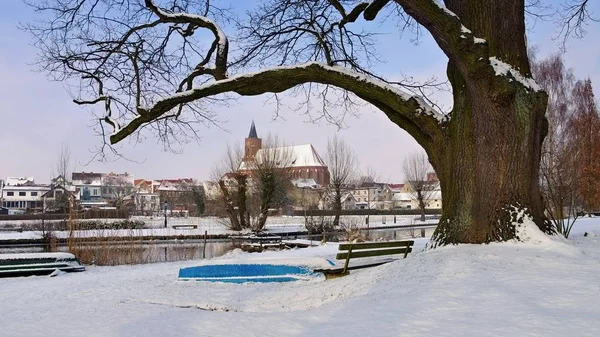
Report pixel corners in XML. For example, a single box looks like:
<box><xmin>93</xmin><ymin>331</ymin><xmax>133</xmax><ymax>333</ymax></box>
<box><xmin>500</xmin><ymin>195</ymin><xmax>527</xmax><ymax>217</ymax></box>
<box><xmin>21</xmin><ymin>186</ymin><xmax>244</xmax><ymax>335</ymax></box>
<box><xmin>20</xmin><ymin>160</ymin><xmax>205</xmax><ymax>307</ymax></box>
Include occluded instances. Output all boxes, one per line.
<box><xmin>248</xmin><ymin>120</ymin><xmax>258</xmax><ymax>138</ymax></box>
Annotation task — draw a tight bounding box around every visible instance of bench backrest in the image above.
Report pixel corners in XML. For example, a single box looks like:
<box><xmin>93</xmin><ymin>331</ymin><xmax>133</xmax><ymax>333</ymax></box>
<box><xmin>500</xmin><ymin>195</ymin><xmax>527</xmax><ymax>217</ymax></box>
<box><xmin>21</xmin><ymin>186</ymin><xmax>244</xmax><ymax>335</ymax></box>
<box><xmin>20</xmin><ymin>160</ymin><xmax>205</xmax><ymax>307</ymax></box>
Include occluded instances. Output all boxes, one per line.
<box><xmin>336</xmin><ymin>240</ymin><xmax>414</xmax><ymax>260</ymax></box>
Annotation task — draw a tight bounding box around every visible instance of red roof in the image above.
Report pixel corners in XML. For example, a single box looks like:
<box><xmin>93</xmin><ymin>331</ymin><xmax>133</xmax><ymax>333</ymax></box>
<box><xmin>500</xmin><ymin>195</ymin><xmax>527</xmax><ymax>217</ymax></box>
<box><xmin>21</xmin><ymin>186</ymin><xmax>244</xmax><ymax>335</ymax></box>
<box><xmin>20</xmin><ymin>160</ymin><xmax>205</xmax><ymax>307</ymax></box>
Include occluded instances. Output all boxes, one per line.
<box><xmin>389</xmin><ymin>184</ymin><xmax>405</xmax><ymax>189</ymax></box>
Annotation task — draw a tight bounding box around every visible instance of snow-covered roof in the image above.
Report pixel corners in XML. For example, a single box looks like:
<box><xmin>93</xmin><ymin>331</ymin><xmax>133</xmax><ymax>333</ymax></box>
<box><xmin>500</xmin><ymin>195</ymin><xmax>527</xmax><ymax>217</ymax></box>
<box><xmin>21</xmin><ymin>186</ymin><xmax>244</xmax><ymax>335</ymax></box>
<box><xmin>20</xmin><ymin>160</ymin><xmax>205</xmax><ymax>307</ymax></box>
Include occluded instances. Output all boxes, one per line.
<box><xmin>72</xmin><ymin>172</ymin><xmax>103</xmax><ymax>186</ymax></box>
<box><xmin>158</xmin><ymin>178</ymin><xmax>194</xmax><ymax>191</ymax></box>
<box><xmin>240</xmin><ymin>144</ymin><xmax>327</xmax><ymax>170</ymax></box>
<box><xmin>291</xmin><ymin>178</ymin><xmax>319</xmax><ymax>189</ymax></box>
<box><xmin>6</xmin><ymin>177</ymin><xmax>35</xmax><ymax>186</ymax></box>
<box><xmin>2</xmin><ymin>185</ymin><xmax>50</xmax><ymax>191</ymax></box>
<box><xmin>102</xmin><ymin>173</ymin><xmax>134</xmax><ymax>186</ymax></box>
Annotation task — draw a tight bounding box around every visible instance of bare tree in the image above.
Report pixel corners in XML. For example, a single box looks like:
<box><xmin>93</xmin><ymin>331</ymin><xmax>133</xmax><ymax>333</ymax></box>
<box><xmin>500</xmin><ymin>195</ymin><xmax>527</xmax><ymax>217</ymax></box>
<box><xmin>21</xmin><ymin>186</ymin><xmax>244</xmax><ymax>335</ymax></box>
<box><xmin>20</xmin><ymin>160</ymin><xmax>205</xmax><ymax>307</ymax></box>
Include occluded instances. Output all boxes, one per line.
<box><xmin>325</xmin><ymin>135</ymin><xmax>357</xmax><ymax>228</ymax></box>
<box><xmin>28</xmin><ymin>0</ymin><xmax>598</xmax><ymax>245</ymax></box>
<box><xmin>47</xmin><ymin>143</ymin><xmax>73</xmax><ymax>215</ymax></box>
<box><xmin>53</xmin><ymin>143</ymin><xmax>72</xmax><ymax>183</ymax></box>
<box><xmin>403</xmin><ymin>151</ymin><xmax>437</xmax><ymax>222</ymax></box>
<box><xmin>211</xmin><ymin>144</ymin><xmax>248</xmax><ymax>231</ymax></box>
<box><xmin>570</xmin><ymin>79</ymin><xmax>600</xmax><ymax>215</ymax></box>
<box><xmin>245</xmin><ymin>135</ymin><xmax>294</xmax><ymax>232</ymax></box>
<box><xmin>102</xmin><ymin>174</ymin><xmax>135</xmax><ymax>210</ymax></box>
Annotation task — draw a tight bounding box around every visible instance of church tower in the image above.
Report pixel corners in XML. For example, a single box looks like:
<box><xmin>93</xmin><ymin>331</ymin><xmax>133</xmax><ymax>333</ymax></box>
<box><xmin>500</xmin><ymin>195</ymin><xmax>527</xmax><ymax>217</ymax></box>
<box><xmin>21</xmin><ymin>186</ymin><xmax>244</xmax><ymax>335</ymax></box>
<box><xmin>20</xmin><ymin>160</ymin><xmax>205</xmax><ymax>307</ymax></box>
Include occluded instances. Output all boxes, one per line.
<box><xmin>244</xmin><ymin>121</ymin><xmax>262</xmax><ymax>161</ymax></box>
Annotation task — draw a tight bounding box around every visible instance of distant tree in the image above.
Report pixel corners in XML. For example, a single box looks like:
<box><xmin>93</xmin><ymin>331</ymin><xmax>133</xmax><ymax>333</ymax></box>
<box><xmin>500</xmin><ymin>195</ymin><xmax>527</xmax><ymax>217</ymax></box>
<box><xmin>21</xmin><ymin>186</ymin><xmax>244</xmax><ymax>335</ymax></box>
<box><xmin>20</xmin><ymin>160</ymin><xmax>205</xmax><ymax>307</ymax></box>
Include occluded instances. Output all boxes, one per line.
<box><xmin>403</xmin><ymin>151</ymin><xmax>437</xmax><ymax>222</ymax></box>
<box><xmin>570</xmin><ymin>79</ymin><xmax>600</xmax><ymax>214</ymax></box>
<box><xmin>53</xmin><ymin>143</ymin><xmax>72</xmax><ymax>184</ymax></box>
<box><xmin>102</xmin><ymin>174</ymin><xmax>135</xmax><ymax>209</ymax></box>
<box><xmin>178</xmin><ymin>179</ymin><xmax>207</xmax><ymax>216</ymax></box>
<box><xmin>212</xmin><ymin>144</ymin><xmax>248</xmax><ymax>231</ymax></box>
<box><xmin>247</xmin><ymin>135</ymin><xmax>294</xmax><ymax>231</ymax></box>
<box><xmin>325</xmin><ymin>136</ymin><xmax>357</xmax><ymax>228</ymax></box>
<box><xmin>531</xmin><ymin>53</ymin><xmax>600</xmax><ymax>238</ymax></box>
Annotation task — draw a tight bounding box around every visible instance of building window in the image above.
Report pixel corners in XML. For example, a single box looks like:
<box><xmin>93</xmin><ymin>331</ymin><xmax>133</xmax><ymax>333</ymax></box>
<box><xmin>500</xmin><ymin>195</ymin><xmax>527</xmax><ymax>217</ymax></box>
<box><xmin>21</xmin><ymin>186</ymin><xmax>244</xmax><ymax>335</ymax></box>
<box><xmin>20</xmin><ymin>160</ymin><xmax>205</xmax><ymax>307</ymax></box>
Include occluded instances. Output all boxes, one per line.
<box><xmin>31</xmin><ymin>192</ymin><xmax>38</xmax><ymax>197</ymax></box>
<box><xmin>92</xmin><ymin>189</ymin><xmax>99</xmax><ymax>196</ymax></box>
<box><xmin>6</xmin><ymin>192</ymin><xmax>14</xmax><ymax>196</ymax></box>
<box><xmin>19</xmin><ymin>192</ymin><xmax>26</xmax><ymax>196</ymax></box>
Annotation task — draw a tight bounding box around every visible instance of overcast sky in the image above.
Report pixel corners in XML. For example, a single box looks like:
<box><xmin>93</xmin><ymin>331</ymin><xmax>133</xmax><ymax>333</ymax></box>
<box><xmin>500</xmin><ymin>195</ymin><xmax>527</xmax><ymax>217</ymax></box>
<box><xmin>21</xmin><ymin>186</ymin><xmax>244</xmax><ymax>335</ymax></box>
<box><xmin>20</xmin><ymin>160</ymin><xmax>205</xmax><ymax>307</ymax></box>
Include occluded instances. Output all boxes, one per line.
<box><xmin>0</xmin><ymin>1</ymin><xmax>598</xmax><ymax>184</ymax></box>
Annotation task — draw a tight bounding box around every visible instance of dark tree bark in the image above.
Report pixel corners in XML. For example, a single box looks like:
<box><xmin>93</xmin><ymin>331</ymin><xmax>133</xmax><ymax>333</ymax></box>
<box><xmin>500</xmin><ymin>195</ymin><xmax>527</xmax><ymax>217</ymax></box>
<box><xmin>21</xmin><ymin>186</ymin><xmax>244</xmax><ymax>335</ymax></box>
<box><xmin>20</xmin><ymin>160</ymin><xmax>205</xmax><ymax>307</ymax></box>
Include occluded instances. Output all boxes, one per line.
<box><xmin>425</xmin><ymin>0</ymin><xmax>552</xmax><ymax>246</ymax></box>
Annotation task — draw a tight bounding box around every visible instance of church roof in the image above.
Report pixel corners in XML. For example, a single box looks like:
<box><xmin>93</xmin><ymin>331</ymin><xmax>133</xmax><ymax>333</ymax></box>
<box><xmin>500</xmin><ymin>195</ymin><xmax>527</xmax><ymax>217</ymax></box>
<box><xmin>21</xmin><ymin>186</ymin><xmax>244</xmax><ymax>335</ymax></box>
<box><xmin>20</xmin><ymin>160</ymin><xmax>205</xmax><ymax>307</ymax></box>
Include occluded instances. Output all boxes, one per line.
<box><xmin>239</xmin><ymin>144</ymin><xmax>327</xmax><ymax>170</ymax></box>
<box><xmin>248</xmin><ymin>121</ymin><xmax>258</xmax><ymax>138</ymax></box>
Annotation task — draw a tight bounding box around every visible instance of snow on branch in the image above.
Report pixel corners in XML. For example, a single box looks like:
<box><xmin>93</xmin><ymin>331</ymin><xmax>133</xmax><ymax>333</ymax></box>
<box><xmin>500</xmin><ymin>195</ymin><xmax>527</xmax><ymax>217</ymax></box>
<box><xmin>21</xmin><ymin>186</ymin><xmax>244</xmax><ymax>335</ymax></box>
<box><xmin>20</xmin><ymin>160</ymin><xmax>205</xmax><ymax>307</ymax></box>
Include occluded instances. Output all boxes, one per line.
<box><xmin>393</xmin><ymin>0</ymin><xmax>486</xmax><ymax>64</ymax></box>
<box><xmin>112</xmin><ymin>62</ymin><xmax>446</xmax><ymax>145</ymax></box>
<box><xmin>144</xmin><ymin>0</ymin><xmax>229</xmax><ymax>79</ymax></box>
<box><xmin>489</xmin><ymin>57</ymin><xmax>542</xmax><ymax>92</ymax></box>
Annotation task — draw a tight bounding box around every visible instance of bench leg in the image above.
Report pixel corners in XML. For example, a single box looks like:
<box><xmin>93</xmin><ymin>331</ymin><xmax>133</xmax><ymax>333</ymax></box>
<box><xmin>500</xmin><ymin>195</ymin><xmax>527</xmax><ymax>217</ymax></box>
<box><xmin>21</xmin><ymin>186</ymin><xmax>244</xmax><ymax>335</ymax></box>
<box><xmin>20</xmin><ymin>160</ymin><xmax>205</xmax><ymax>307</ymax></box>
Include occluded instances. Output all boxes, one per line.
<box><xmin>342</xmin><ymin>245</ymin><xmax>353</xmax><ymax>275</ymax></box>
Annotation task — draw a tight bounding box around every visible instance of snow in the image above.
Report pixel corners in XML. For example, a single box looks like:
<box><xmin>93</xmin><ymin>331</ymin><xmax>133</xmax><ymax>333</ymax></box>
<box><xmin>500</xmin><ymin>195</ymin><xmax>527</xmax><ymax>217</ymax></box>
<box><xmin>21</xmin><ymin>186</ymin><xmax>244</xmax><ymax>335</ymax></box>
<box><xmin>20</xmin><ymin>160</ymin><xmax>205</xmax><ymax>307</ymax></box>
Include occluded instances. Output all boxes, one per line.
<box><xmin>489</xmin><ymin>56</ymin><xmax>542</xmax><ymax>91</ymax></box>
<box><xmin>105</xmin><ymin>114</ymin><xmax>121</xmax><ymax>136</ymax></box>
<box><xmin>150</xmin><ymin>3</ymin><xmax>228</xmax><ymax>60</ymax></box>
<box><xmin>240</xmin><ymin>144</ymin><xmax>327</xmax><ymax>170</ymax></box>
<box><xmin>433</xmin><ymin>0</ymin><xmax>458</xmax><ymax>18</ymax></box>
<box><xmin>0</xmin><ymin>252</ymin><xmax>76</xmax><ymax>260</ymax></box>
<box><xmin>2</xmin><ymin>223</ymin><xmax>600</xmax><ymax>336</ymax></box>
<box><xmin>156</xmin><ymin>61</ymin><xmax>448</xmax><ymax>124</ymax></box>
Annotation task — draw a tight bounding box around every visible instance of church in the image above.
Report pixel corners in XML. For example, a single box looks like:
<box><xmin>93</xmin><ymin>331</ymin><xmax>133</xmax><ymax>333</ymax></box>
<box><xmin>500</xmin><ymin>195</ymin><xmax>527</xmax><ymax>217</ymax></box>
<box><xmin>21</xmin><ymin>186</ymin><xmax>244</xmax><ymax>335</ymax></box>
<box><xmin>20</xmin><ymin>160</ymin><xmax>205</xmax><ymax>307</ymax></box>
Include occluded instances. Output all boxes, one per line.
<box><xmin>238</xmin><ymin>122</ymin><xmax>330</xmax><ymax>186</ymax></box>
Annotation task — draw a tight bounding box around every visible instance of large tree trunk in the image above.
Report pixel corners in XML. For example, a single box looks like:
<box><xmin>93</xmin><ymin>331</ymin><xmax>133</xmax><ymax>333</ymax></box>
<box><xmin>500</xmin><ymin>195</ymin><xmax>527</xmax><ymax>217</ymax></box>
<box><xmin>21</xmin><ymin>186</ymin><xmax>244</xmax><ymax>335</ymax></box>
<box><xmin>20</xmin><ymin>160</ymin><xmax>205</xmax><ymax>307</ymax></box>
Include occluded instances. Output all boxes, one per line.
<box><xmin>428</xmin><ymin>0</ymin><xmax>553</xmax><ymax>246</ymax></box>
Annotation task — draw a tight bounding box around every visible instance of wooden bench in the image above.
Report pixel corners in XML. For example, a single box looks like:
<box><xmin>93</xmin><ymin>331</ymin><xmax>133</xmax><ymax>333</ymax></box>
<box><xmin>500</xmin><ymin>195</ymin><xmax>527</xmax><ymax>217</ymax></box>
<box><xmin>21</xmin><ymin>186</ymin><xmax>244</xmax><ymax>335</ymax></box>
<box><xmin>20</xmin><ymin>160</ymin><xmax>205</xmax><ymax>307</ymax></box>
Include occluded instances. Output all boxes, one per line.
<box><xmin>172</xmin><ymin>225</ymin><xmax>198</xmax><ymax>229</ymax></box>
<box><xmin>315</xmin><ymin>240</ymin><xmax>414</xmax><ymax>279</ymax></box>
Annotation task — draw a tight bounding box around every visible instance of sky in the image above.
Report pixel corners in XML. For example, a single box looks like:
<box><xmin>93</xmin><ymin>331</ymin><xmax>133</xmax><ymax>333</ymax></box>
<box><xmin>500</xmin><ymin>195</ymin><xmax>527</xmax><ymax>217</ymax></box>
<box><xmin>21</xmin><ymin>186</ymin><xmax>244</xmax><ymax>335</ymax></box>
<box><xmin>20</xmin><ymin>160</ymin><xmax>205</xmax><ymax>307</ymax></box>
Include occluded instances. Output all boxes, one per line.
<box><xmin>0</xmin><ymin>1</ymin><xmax>598</xmax><ymax>184</ymax></box>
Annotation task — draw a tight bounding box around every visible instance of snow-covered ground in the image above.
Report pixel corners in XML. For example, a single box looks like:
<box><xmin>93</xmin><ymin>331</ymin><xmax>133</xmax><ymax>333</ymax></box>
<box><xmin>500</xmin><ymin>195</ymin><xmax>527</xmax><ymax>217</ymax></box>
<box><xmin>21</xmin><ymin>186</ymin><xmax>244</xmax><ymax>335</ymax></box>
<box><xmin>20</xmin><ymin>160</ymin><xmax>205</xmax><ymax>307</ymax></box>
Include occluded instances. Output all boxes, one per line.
<box><xmin>1</xmin><ymin>219</ymin><xmax>599</xmax><ymax>336</ymax></box>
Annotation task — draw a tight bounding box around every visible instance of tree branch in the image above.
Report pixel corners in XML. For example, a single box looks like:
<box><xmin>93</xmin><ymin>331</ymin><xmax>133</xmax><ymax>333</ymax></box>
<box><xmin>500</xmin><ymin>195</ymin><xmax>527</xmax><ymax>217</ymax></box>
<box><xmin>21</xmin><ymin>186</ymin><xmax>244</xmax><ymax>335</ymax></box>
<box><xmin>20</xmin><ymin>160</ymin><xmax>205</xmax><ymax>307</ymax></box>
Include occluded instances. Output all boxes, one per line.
<box><xmin>393</xmin><ymin>0</ymin><xmax>486</xmax><ymax>68</ymax></box>
<box><xmin>112</xmin><ymin>62</ymin><xmax>446</xmax><ymax>148</ymax></box>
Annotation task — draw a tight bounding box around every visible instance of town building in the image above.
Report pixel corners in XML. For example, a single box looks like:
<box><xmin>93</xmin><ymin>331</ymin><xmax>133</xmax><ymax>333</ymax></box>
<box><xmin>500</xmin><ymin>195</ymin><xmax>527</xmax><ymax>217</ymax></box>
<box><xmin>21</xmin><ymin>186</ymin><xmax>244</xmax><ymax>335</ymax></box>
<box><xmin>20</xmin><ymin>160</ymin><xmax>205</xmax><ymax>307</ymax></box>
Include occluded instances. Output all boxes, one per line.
<box><xmin>238</xmin><ymin>121</ymin><xmax>330</xmax><ymax>186</ymax></box>
<box><xmin>71</xmin><ymin>172</ymin><xmax>135</xmax><ymax>209</ymax></box>
<box><xmin>157</xmin><ymin>178</ymin><xmax>203</xmax><ymax>216</ymax></box>
<box><xmin>0</xmin><ymin>177</ymin><xmax>50</xmax><ymax>213</ymax></box>
<box><xmin>134</xmin><ymin>179</ymin><xmax>161</xmax><ymax>215</ymax></box>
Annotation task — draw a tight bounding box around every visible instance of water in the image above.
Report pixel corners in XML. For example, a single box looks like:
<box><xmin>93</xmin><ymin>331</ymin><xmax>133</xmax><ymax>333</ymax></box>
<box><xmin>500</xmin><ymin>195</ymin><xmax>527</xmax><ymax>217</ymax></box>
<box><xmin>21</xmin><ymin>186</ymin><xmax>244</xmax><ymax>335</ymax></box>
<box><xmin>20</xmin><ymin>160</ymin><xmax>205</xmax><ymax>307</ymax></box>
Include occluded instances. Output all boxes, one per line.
<box><xmin>0</xmin><ymin>241</ymin><xmax>234</xmax><ymax>266</ymax></box>
<box><xmin>0</xmin><ymin>226</ymin><xmax>434</xmax><ymax>266</ymax></box>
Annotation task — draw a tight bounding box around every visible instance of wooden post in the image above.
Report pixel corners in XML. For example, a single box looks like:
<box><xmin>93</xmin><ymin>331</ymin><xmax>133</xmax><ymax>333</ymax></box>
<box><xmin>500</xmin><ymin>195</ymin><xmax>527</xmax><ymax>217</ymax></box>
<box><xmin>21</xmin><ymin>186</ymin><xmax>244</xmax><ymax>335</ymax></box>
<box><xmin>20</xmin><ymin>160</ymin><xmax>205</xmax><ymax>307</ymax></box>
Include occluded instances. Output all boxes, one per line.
<box><xmin>421</xmin><ymin>228</ymin><xmax>426</xmax><ymax>238</ymax></box>
<box><xmin>202</xmin><ymin>230</ymin><xmax>207</xmax><ymax>259</ymax></box>
<box><xmin>342</xmin><ymin>245</ymin><xmax>353</xmax><ymax>275</ymax></box>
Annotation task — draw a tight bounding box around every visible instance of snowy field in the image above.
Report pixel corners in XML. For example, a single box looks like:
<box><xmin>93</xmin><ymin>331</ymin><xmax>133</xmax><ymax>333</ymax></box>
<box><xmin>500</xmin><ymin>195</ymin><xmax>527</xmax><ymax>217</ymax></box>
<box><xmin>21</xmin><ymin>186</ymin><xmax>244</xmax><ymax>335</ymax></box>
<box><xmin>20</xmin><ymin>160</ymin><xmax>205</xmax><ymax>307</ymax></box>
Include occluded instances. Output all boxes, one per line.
<box><xmin>1</xmin><ymin>218</ymin><xmax>599</xmax><ymax>336</ymax></box>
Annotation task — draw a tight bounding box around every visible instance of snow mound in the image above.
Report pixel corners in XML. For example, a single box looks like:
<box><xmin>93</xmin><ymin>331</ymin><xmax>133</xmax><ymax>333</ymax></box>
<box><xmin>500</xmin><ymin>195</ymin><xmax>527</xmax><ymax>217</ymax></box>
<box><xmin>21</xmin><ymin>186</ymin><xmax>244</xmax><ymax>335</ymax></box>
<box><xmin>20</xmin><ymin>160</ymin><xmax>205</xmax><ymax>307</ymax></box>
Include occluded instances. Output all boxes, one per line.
<box><xmin>514</xmin><ymin>215</ymin><xmax>557</xmax><ymax>245</ymax></box>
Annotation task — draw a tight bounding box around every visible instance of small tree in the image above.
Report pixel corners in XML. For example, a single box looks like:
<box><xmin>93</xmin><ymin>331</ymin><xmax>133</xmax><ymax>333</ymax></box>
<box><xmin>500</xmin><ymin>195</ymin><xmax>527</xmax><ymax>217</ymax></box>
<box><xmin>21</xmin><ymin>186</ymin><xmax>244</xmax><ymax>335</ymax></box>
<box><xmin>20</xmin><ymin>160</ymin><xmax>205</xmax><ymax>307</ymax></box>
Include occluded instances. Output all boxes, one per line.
<box><xmin>325</xmin><ymin>136</ymin><xmax>357</xmax><ymax>228</ymax></box>
<box><xmin>102</xmin><ymin>174</ymin><xmax>135</xmax><ymax>210</ymax></box>
<box><xmin>212</xmin><ymin>144</ymin><xmax>248</xmax><ymax>231</ymax></box>
<box><xmin>403</xmin><ymin>152</ymin><xmax>437</xmax><ymax>222</ymax></box>
<box><xmin>532</xmin><ymin>53</ymin><xmax>599</xmax><ymax>238</ymax></box>
<box><xmin>178</xmin><ymin>179</ymin><xmax>206</xmax><ymax>216</ymax></box>
<box><xmin>246</xmin><ymin>135</ymin><xmax>294</xmax><ymax>231</ymax></box>
<box><xmin>570</xmin><ymin>79</ymin><xmax>600</xmax><ymax>215</ymax></box>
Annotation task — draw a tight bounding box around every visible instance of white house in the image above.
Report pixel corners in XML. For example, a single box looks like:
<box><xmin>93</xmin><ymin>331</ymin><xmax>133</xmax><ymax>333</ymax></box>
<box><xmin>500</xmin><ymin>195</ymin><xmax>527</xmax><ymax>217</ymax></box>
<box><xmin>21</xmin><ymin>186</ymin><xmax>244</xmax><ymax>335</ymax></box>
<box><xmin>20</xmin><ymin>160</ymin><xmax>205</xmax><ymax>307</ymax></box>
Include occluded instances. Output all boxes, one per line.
<box><xmin>1</xmin><ymin>177</ymin><xmax>50</xmax><ymax>213</ymax></box>
<box><xmin>133</xmin><ymin>179</ymin><xmax>160</xmax><ymax>214</ymax></box>
<box><xmin>72</xmin><ymin>172</ymin><xmax>135</xmax><ymax>208</ymax></box>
